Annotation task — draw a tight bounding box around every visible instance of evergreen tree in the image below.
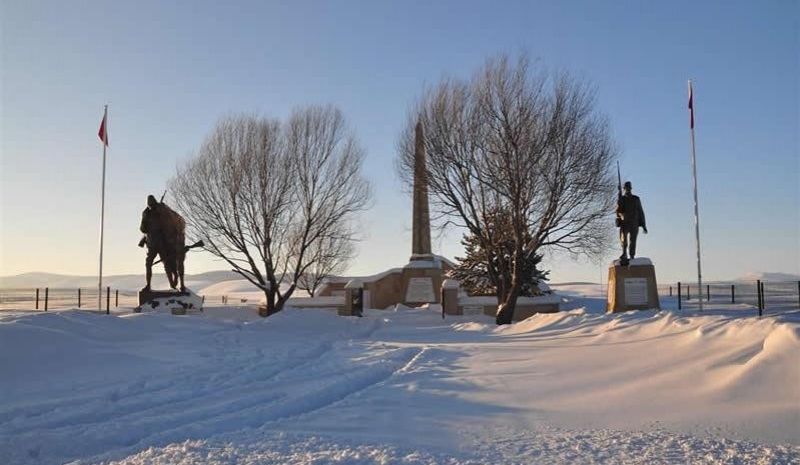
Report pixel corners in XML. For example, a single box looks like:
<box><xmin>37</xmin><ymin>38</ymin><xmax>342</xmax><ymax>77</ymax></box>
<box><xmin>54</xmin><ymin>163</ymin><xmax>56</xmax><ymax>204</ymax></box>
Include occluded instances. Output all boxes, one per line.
<box><xmin>449</xmin><ymin>209</ymin><xmax>549</xmax><ymax>297</ymax></box>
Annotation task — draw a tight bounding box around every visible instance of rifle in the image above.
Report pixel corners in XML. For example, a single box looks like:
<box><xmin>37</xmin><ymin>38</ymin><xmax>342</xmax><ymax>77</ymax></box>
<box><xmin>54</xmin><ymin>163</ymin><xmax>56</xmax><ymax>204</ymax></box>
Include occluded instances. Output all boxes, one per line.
<box><xmin>152</xmin><ymin>240</ymin><xmax>205</xmax><ymax>266</ymax></box>
<box><xmin>159</xmin><ymin>190</ymin><xmax>167</xmax><ymax>203</ymax></box>
<box><xmin>615</xmin><ymin>162</ymin><xmax>623</xmax><ymax>227</ymax></box>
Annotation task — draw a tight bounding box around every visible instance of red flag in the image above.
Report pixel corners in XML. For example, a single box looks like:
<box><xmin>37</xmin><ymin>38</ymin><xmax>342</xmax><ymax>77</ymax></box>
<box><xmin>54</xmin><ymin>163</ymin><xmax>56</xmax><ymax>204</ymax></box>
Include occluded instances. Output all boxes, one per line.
<box><xmin>688</xmin><ymin>81</ymin><xmax>694</xmax><ymax>129</ymax></box>
<box><xmin>98</xmin><ymin>113</ymin><xmax>108</xmax><ymax>146</ymax></box>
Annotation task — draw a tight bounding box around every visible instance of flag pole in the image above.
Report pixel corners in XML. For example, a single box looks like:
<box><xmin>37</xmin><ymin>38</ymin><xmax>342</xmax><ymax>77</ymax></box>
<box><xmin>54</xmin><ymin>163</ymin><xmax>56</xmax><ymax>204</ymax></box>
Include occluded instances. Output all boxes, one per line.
<box><xmin>98</xmin><ymin>105</ymin><xmax>108</xmax><ymax>311</ymax></box>
<box><xmin>688</xmin><ymin>80</ymin><xmax>703</xmax><ymax>312</ymax></box>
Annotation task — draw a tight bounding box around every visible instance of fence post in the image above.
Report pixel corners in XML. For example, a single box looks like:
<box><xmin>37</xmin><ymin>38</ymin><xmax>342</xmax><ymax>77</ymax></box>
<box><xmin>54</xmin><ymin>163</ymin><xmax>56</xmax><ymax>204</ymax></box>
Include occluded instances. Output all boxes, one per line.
<box><xmin>706</xmin><ymin>284</ymin><xmax>710</xmax><ymax>302</ymax></box>
<box><xmin>78</xmin><ymin>288</ymin><xmax>82</xmax><ymax>308</ymax></box>
<box><xmin>115</xmin><ymin>290</ymin><xmax>119</xmax><ymax>308</ymax></box>
<box><xmin>757</xmin><ymin>280</ymin><xmax>762</xmax><ymax>316</ymax></box>
<box><xmin>760</xmin><ymin>281</ymin><xmax>765</xmax><ymax>315</ymax></box>
<box><xmin>45</xmin><ymin>287</ymin><xmax>49</xmax><ymax>311</ymax></box>
<box><xmin>36</xmin><ymin>288</ymin><xmax>40</xmax><ymax>310</ymax></box>
<box><xmin>669</xmin><ymin>286</ymin><xmax>672</xmax><ymax>296</ymax></box>
<box><xmin>731</xmin><ymin>284</ymin><xmax>735</xmax><ymax>304</ymax></box>
<box><xmin>677</xmin><ymin>281</ymin><xmax>682</xmax><ymax>310</ymax></box>
<box><xmin>687</xmin><ymin>285</ymin><xmax>691</xmax><ymax>301</ymax></box>
<box><xmin>106</xmin><ymin>287</ymin><xmax>110</xmax><ymax>314</ymax></box>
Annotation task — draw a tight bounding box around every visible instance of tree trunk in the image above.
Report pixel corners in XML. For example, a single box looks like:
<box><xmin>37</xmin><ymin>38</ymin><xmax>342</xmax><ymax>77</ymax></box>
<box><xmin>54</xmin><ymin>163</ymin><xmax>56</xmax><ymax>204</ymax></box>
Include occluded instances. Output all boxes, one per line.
<box><xmin>496</xmin><ymin>282</ymin><xmax>520</xmax><ymax>325</ymax></box>
<box><xmin>274</xmin><ymin>294</ymin><xmax>290</xmax><ymax>315</ymax></box>
<box><xmin>496</xmin><ymin>251</ymin><xmax>522</xmax><ymax>325</ymax></box>
<box><xmin>259</xmin><ymin>289</ymin><xmax>276</xmax><ymax>317</ymax></box>
<box><xmin>259</xmin><ymin>283</ymin><xmax>295</xmax><ymax>317</ymax></box>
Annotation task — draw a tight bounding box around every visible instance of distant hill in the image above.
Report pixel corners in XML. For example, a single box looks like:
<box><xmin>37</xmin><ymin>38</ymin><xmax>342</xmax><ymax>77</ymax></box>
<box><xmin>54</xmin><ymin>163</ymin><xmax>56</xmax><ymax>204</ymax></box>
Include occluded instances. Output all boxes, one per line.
<box><xmin>0</xmin><ymin>270</ymin><xmax>242</xmax><ymax>291</ymax></box>
<box><xmin>735</xmin><ymin>271</ymin><xmax>800</xmax><ymax>282</ymax></box>
<box><xmin>4</xmin><ymin>270</ymin><xmax>797</xmax><ymax>293</ymax></box>
<box><xmin>198</xmin><ymin>279</ymin><xmax>265</xmax><ymax>296</ymax></box>
<box><xmin>549</xmin><ymin>281</ymin><xmax>598</xmax><ymax>286</ymax></box>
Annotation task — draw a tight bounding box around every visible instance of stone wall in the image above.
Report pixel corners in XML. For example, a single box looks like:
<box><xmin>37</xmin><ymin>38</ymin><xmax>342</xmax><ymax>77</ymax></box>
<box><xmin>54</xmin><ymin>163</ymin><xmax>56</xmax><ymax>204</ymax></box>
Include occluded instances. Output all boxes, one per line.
<box><xmin>364</xmin><ymin>271</ymin><xmax>404</xmax><ymax>310</ymax></box>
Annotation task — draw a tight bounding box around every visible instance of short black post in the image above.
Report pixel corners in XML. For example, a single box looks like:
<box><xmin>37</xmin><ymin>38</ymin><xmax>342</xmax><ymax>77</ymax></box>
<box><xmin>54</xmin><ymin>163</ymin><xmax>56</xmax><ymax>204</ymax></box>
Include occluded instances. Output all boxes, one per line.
<box><xmin>35</xmin><ymin>288</ymin><xmax>40</xmax><ymax>310</ymax></box>
<box><xmin>687</xmin><ymin>285</ymin><xmax>691</xmax><ymax>301</ymax></box>
<box><xmin>45</xmin><ymin>287</ymin><xmax>49</xmax><ymax>311</ymax></box>
<box><xmin>106</xmin><ymin>286</ymin><xmax>110</xmax><ymax>314</ymax></box>
<box><xmin>677</xmin><ymin>281</ymin><xmax>682</xmax><ymax>310</ymax></box>
<box><xmin>115</xmin><ymin>290</ymin><xmax>119</xmax><ymax>308</ymax></box>
<box><xmin>669</xmin><ymin>286</ymin><xmax>672</xmax><ymax>296</ymax></box>
<box><xmin>441</xmin><ymin>287</ymin><xmax>446</xmax><ymax>319</ymax></box>
<box><xmin>78</xmin><ymin>288</ymin><xmax>82</xmax><ymax>308</ymax></box>
<box><xmin>756</xmin><ymin>280</ymin><xmax>762</xmax><ymax>316</ymax></box>
<box><xmin>731</xmin><ymin>284</ymin><xmax>735</xmax><ymax>304</ymax></box>
<box><xmin>706</xmin><ymin>284</ymin><xmax>710</xmax><ymax>302</ymax></box>
<box><xmin>760</xmin><ymin>281</ymin><xmax>765</xmax><ymax>314</ymax></box>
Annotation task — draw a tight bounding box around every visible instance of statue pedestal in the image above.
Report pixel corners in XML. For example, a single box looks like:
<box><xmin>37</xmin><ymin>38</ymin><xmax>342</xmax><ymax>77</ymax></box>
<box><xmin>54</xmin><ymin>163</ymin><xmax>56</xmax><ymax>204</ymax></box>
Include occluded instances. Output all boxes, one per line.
<box><xmin>135</xmin><ymin>288</ymin><xmax>203</xmax><ymax>314</ymax></box>
<box><xmin>138</xmin><ymin>289</ymin><xmax>186</xmax><ymax>306</ymax></box>
<box><xmin>339</xmin><ymin>279</ymin><xmax>364</xmax><ymax>317</ymax></box>
<box><xmin>607</xmin><ymin>258</ymin><xmax>660</xmax><ymax>313</ymax></box>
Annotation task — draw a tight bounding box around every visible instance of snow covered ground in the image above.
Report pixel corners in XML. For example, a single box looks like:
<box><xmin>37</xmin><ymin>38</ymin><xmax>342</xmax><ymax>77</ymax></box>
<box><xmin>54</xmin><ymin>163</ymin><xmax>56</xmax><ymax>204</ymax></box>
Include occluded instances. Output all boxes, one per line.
<box><xmin>1</xmin><ymin>285</ymin><xmax>798</xmax><ymax>465</ymax></box>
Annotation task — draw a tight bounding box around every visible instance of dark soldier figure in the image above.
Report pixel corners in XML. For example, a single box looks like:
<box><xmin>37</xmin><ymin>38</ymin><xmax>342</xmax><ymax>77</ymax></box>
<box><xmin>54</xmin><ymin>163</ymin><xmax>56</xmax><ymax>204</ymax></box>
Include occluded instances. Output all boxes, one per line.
<box><xmin>616</xmin><ymin>181</ymin><xmax>647</xmax><ymax>264</ymax></box>
<box><xmin>140</xmin><ymin>194</ymin><xmax>186</xmax><ymax>291</ymax></box>
<box><xmin>140</xmin><ymin>195</ymin><xmax>169</xmax><ymax>290</ymax></box>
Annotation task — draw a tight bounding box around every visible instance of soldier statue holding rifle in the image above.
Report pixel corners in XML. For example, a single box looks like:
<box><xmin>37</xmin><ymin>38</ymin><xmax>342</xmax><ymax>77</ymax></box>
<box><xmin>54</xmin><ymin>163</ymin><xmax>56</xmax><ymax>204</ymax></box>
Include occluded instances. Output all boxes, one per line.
<box><xmin>139</xmin><ymin>192</ymin><xmax>203</xmax><ymax>292</ymax></box>
<box><xmin>616</xmin><ymin>165</ymin><xmax>648</xmax><ymax>266</ymax></box>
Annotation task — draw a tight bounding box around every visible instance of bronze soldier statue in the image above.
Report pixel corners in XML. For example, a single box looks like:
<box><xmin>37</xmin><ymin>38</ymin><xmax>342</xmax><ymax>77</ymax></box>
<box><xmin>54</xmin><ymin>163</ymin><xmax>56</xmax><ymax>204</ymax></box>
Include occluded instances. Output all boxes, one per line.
<box><xmin>139</xmin><ymin>194</ymin><xmax>187</xmax><ymax>292</ymax></box>
<box><xmin>616</xmin><ymin>181</ymin><xmax>648</xmax><ymax>265</ymax></box>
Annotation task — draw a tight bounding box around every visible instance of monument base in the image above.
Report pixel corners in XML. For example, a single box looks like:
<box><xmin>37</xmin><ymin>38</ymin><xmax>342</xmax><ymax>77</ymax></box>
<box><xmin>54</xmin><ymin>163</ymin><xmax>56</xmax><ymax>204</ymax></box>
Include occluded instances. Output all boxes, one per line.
<box><xmin>135</xmin><ymin>288</ymin><xmax>203</xmax><ymax>314</ymax></box>
<box><xmin>402</xmin><ymin>261</ymin><xmax>443</xmax><ymax>307</ymax></box>
<box><xmin>607</xmin><ymin>258</ymin><xmax>660</xmax><ymax>313</ymax></box>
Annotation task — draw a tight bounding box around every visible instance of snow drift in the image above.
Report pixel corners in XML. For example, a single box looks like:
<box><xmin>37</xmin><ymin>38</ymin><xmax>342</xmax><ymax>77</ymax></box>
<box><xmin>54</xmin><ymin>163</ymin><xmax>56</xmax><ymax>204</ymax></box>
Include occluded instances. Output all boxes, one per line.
<box><xmin>0</xmin><ymin>286</ymin><xmax>797</xmax><ymax>465</ymax></box>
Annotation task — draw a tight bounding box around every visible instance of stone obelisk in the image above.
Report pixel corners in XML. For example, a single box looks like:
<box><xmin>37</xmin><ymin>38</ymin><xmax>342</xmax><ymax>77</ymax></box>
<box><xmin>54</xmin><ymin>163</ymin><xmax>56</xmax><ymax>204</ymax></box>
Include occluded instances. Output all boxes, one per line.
<box><xmin>411</xmin><ymin>120</ymin><xmax>433</xmax><ymax>261</ymax></box>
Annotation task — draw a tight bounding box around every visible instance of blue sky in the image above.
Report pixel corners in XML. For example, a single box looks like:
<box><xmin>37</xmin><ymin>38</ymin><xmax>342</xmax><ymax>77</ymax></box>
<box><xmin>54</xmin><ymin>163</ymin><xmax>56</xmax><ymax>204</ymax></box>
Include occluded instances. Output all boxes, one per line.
<box><xmin>1</xmin><ymin>0</ymin><xmax>798</xmax><ymax>284</ymax></box>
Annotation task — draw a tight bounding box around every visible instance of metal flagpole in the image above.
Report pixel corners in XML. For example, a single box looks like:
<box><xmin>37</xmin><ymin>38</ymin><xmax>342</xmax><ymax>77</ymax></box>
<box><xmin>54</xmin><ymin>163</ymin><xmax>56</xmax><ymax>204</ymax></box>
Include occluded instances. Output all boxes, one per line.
<box><xmin>98</xmin><ymin>105</ymin><xmax>108</xmax><ymax>311</ymax></box>
<box><xmin>688</xmin><ymin>80</ymin><xmax>703</xmax><ymax>312</ymax></box>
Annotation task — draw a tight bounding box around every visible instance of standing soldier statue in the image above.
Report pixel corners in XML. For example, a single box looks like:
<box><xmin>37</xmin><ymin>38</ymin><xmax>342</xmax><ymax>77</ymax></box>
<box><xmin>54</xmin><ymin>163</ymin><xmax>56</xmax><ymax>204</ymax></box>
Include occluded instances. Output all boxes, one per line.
<box><xmin>616</xmin><ymin>180</ymin><xmax>648</xmax><ymax>266</ymax></box>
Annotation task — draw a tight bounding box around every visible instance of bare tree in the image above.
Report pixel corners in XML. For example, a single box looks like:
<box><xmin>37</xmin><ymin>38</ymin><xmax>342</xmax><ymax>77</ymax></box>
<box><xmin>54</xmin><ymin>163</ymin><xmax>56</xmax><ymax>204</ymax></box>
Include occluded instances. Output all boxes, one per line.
<box><xmin>297</xmin><ymin>230</ymin><xmax>355</xmax><ymax>297</ymax></box>
<box><xmin>170</xmin><ymin>106</ymin><xmax>371</xmax><ymax>316</ymax></box>
<box><xmin>396</xmin><ymin>53</ymin><xmax>617</xmax><ymax>324</ymax></box>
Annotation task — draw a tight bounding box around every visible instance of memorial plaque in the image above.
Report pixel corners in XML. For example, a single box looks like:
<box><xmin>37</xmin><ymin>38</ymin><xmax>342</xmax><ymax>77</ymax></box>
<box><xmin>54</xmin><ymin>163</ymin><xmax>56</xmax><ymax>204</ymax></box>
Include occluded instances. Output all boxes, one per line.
<box><xmin>462</xmin><ymin>305</ymin><xmax>483</xmax><ymax>315</ymax></box>
<box><xmin>624</xmin><ymin>278</ymin><xmax>648</xmax><ymax>305</ymax></box>
<box><xmin>405</xmin><ymin>277</ymin><xmax>435</xmax><ymax>302</ymax></box>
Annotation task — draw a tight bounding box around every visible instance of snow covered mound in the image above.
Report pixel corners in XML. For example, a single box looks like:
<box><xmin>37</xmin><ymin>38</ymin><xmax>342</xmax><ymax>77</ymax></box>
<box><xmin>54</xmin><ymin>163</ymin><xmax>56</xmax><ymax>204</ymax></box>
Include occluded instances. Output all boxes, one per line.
<box><xmin>0</xmin><ymin>295</ymin><xmax>798</xmax><ymax>465</ymax></box>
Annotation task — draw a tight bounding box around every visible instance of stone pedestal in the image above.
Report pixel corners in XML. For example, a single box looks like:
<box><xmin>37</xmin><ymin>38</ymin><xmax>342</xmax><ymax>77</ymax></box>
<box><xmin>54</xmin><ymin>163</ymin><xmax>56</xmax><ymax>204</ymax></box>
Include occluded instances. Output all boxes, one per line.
<box><xmin>607</xmin><ymin>258</ymin><xmax>660</xmax><ymax>313</ymax></box>
<box><xmin>138</xmin><ymin>289</ymin><xmax>186</xmax><ymax>306</ymax></box>
<box><xmin>339</xmin><ymin>279</ymin><xmax>364</xmax><ymax>317</ymax></box>
<box><xmin>135</xmin><ymin>288</ymin><xmax>203</xmax><ymax>314</ymax></box>
<box><xmin>441</xmin><ymin>279</ymin><xmax>460</xmax><ymax>316</ymax></box>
